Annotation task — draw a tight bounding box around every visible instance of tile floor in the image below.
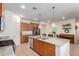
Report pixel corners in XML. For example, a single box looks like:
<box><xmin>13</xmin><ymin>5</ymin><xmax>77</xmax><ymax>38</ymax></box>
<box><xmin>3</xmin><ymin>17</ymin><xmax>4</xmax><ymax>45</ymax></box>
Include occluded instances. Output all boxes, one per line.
<box><xmin>70</xmin><ymin>44</ymin><xmax>79</xmax><ymax>56</ymax></box>
<box><xmin>15</xmin><ymin>43</ymin><xmax>39</xmax><ymax>56</ymax></box>
<box><xmin>15</xmin><ymin>43</ymin><xmax>79</xmax><ymax>56</ymax></box>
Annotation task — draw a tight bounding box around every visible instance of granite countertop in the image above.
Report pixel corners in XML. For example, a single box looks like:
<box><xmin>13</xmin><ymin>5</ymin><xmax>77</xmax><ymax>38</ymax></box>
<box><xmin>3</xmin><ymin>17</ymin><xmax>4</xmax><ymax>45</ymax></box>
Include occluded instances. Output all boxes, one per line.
<box><xmin>29</xmin><ymin>36</ymin><xmax>70</xmax><ymax>47</ymax></box>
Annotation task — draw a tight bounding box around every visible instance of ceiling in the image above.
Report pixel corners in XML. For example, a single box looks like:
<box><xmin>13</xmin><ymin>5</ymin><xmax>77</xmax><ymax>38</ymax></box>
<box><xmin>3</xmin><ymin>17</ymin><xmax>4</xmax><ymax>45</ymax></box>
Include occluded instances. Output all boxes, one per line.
<box><xmin>4</xmin><ymin>3</ymin><xmax>79</xmax><ymax>22</ymax></box>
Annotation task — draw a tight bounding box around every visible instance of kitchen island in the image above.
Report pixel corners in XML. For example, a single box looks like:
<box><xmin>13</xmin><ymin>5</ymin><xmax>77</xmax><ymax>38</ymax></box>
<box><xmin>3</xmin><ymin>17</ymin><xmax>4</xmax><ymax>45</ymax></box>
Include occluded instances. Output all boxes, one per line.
<box><xmin>29</xmin><ymin>36</ymin><xmax>70</xmax><ymax>56</ymax></box>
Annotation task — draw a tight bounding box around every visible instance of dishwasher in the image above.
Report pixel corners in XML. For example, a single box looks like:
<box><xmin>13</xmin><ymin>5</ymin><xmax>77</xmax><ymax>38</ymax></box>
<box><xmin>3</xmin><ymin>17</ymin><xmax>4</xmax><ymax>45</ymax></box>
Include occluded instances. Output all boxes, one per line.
<box><xmin>28</xmin><ymin>37</ymin><xmax>33</xmax><ymax>49</ymax></box>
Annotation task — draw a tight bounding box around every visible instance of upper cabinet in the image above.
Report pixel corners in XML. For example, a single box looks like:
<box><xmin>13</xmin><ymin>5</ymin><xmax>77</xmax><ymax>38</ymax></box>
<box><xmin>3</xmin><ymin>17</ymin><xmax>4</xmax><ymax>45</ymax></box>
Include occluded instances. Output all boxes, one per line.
<box><xmin>21</xmin><ymin>23</ymin><xmax>39</xmax><ymax>31</ymax></box>
<box><xmin>0</xmin><ymin>3</ymin><xmax>4</xmax><ymax>16</ymax></box>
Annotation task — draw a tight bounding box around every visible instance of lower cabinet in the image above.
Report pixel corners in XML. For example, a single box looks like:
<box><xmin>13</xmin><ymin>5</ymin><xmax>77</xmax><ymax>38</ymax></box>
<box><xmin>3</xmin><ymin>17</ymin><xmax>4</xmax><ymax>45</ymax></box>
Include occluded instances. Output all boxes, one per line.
<box><xmin>43</xmin><ymin>42</ymin><xmax>55</xmax><ymax>56</ymax></box>
<box><xmin>33</xmin><ymin>39</ymin><xmax>44</xmax><ymax>55</ymax></box>
<box><xmin>21</xmin><ymin>36</ymin><xmax>28</xmax><ymax>43</ymax></box>
<box><xmin>33</xmin><ymin>39</ymin><xmax>55</xmax><ymax>56</ymax></box>
<box><xmin>37</xmin><ymin>40</ymin><xmax>44</xmax><ymax>55</ymax></box>
<box><xmin>33</xmin><ymin>39</ymin><xmax>38</xmax><ymax>52</ymax></box>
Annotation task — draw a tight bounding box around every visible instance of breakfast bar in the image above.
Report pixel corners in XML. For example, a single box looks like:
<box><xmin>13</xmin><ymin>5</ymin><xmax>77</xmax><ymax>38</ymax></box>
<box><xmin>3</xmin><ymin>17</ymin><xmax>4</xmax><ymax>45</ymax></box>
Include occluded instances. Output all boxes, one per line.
<box><xmin>29</xmin><ymin>36</ymin><xmax>70</xmax><ymax>56</ymax></box>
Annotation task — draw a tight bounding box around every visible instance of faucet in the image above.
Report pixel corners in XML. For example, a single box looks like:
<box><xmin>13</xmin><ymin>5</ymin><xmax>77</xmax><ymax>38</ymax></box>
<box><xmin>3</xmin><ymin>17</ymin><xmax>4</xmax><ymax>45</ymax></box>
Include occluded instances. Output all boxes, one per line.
<box><xmin>52</xmin><ymin>32</ymin><xmax>57</xmax><ymax>38</ymax></box>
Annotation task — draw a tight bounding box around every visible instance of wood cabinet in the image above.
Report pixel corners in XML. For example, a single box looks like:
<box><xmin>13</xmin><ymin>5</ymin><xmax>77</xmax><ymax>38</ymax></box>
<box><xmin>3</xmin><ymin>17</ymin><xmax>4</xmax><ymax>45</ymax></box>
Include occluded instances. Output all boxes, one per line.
<box><xmin>33</xmin><ymin>39</ymin><xmax>44</xmax><ymax>55</ymax></box>
<box><xmin>0</xmin><ymin>3</ymin><xmax>4</xmax><ymax>16</ymax></box>
<box><xmin>43</xmin><ymin>42</ymin><xmax>55</xmax><ymax>56</ymax></box>
<box><xmin>21</xmin><ymin>23</ymin><xmax>39</xmax><ymax>31</ymax></box>
<box><xmin>21</xmin><ymin>35</ymin><xmax>28</xmax><ymax>43</ymax></box>
<box><xmin>33</xmin><ymin>39</ymin><xmax>55</xmax><ymax>56</ymax></box>
<box><xmin>32</xmin><ymin>23</ymin><xmax>39</xmax><ymax>28</ymax></box>
<box><xmin>58</xmin><ymin>34</ymin><xmax>74</xmax><ymax>44</ymax></box>
<box><xmin>33</xmin><ymin>39</ymin><xmax>38</xmax><ymax>52</ymax></box>
<box><xmin>20</xmin><ymin>23</ymin><xmax>39</xmax><ymax>43</ymax></box>
<box><xmin>21</xmin><ymin>23</ymin><xmax>29</xmax><ymax>31</ymax></box>
<box><xmin>38</xmin><ymin>40</ymin><xmax>44</xmax><ymax>55</ymax></box>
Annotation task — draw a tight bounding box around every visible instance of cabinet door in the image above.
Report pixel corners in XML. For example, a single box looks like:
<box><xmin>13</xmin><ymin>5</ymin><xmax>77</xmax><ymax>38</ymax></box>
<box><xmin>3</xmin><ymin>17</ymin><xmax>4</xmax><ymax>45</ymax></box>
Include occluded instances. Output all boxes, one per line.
<box><xmin>0</xmin><ymin>3</ymin><xmax>2</xmax><ymax>16</ymax></box>
<box><xmin>33</xmin><ymin>39</ymin><xmax>38</xmax><ymax>52</ymax></box>
<box><xmin>21</xmin><ymin>36</ymin><xmax>28</xmax><ymax>43</ymax></box>
<box><xmin>34</xmin><ymin>24</ymin><xmax>39</xmax><ymax>28</ymax></box>
<box><xmin>44</xmin><ymin>42</ymin><xmax>55</xmax><ymax>56</ymax></box>
<box><xmin>37</xmin><ymin>40</ymin><xmax>44</xmax><ymax>55</ymax></box>
<box><xmin>33</xmin><ymin>39</ymin><xmax>55</xmax><ymax>56</ymax></box>
<box><xmin>0</xmin><ymin>3</ymin><xmax>4</xmax><ymax>16</ymax></box>
<box><xmin>21</xmin><ymin>23</ymin><xmax>29</xmax><ymax>31</ymax></box>
<box><xmin>28</xmin><ymin>24</ymin><xmax>33</xmax><ymax>30</ymax></box>
<box><xmin>33</xmin><ymin>39</ymin><xmax>44</xmax><ymax>55</ymax></box>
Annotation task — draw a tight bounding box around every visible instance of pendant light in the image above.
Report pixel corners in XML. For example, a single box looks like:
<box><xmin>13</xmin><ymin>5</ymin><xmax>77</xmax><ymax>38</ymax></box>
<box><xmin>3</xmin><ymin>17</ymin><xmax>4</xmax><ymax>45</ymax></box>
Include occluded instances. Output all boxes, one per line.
<box><xmin>33</xmin><ymin>7</ymin><xmax>38</xmax><ymax>21</ymax></box>
<box><xmin>52</xmin><ymin>6</ymin><xmax>56</xmax><ymax>28</ymax></box>
<box><xmin>52</xmin><ymin>6</ymin><xmax>55</xmax><ymax>21</ymax></box>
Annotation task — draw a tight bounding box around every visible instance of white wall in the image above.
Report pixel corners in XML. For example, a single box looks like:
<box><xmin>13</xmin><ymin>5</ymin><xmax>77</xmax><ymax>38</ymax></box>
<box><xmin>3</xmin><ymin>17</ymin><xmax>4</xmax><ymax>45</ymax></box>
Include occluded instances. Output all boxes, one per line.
<box><xmin>75</xmin><ymin>23</ymin><xmax>79</xmax><ymax>41</ymax></box>
<box><xmin>56</xmin><ymin>19</ymin><xmax>75</xmax><ymax>35</ymax></box>
<box><xmin>0</xmin><ymin>11</ymin><xmax>20</xmax><ymax>46</ymax></box>
<box><xmin>40</xmin><ymin>22</ymin><xmax>53</xmax><ymax>35</ymax></box>
<box><xmin>40</xmin><ymin>19</ymin><xmax>75</xmax><ymax>36</ymax></box>
<box><xmin>56</xmin><ymin>19</ymin><xmax>76</xmax><ymax>43</ymax></box>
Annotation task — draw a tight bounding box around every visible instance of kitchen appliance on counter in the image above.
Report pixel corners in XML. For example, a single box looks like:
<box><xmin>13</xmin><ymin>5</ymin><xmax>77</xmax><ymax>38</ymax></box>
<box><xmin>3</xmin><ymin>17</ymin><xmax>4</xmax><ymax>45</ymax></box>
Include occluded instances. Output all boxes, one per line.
<box><xmin>32</xmin><ymin>27</ymin><xmax>40</xmax><ymax>35</ymax></box>
<box><xmin>40</xmin><ymin>34</ymin><xmax>48</xmax><ymax>39</ymax></box>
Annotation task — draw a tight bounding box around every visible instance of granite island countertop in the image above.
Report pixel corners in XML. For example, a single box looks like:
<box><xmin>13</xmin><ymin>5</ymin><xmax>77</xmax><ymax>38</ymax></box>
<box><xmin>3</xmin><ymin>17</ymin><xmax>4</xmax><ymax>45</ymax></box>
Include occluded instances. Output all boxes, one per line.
<box><xmin>29</xmin><ymin>35</ymin><xmax>70</xmax><ymax>47</ymax></box>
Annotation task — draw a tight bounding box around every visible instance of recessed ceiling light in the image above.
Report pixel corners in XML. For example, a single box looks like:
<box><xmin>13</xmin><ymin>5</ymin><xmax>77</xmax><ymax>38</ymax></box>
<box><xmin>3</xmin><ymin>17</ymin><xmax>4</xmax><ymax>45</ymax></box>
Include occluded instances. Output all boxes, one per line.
<box><xmin>62</xmin><ymin>17</ymin><xmax>66</xmax><ymax>19</ymax></box>
<box><xmin>21</xmin><ymin>5</ymin><xmax>25</xmax><ymax>9</ymax></box>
